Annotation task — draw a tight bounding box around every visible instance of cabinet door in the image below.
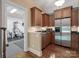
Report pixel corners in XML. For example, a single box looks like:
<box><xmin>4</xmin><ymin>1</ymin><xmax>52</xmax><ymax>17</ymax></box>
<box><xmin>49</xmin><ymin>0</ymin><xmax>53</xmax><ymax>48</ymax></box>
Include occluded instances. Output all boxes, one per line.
<box><xmin>72</xmin><ymin>8</ymin><xmax>78</xmax><ymax>26</ymax></box>
<box><xmin>62</xmin><ymin>7</ymin><xmax>71</xmax><ymax>18</ymax></box>
<box><xmin>78</xmin><ymin>10</ymin><xmax>79</xmax><ymax>26</ymax></box>
<box><xmin>35</xmin><ymin>9</ymin><xmax>42</xmax><ymax>26</ymax></box>
<box><xmin>54</xmin><ymin>10</ymin><xmax>62</xmax><ymax>19</ymax></box>
<box><xmin>42</xmin><ymin>33</ymin><xmax>48</xmax><ymax>49</ymax></box>
<box><xmin>42</xmin><ymin>14</ymin><xmax>50</xmax><ymax>26</ymax></box>
<box><xmin>45</xmin><ymin>15</ymin><xmax>50</xmax><ymax>26</ymax></box>
<box><xmin>37</xmin><ymin>10</ymin><xmax>42</xmax><ymax>26</ymax></box>
<box><xmin>31</xmin><ymin>8</ymin><xmax>35</xmax><ymax>26</ymax></box>
<box><xmin>42</xmin><ymin>14</ymin><xmax>45</xmax><ymax>26</ymax></box>
<box><xmin>44</xmin><ymin>14</ymin><xmax>47</xmax><ymax>26</ymax></box>
<box><xmin>49</xmin><ymin>15</ymin><xmax>55</xmax><ymax>26</ymax></box>
<box><xmin>72</xmin><ymin>33</ymin><xmax>79</xmax><ymax>50</ymax></box>
<box><xmin>31</xmin><ymin>7</ymin><xmax>42</xmax><ymax>26</ymax></box>
<box><xmin>52</xmin><ymin>32</ymin><xmax>55</xmax><ymax>44</ymax></box>
<box><xmin>47</xmin><ymin>32</ymin><xmax>53</xmax><ymax>43</ymax></box>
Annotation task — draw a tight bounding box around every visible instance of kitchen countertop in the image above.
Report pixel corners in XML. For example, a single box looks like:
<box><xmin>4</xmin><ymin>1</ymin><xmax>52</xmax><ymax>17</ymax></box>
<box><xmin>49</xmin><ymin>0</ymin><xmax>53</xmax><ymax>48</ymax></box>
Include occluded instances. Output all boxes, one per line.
<box><xmin>71</xmin><ymin>31</ymin><xmax>79</xmax><ymax>35</ymax></box>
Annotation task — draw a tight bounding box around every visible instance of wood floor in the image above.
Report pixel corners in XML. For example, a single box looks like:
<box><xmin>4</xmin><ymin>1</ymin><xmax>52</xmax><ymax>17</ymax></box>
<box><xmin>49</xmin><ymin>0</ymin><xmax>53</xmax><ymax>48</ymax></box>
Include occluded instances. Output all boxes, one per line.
<box><xmin>15</xmin><ymin>44</ymin><xmax>79</xmax><ymax>58</ymax></box>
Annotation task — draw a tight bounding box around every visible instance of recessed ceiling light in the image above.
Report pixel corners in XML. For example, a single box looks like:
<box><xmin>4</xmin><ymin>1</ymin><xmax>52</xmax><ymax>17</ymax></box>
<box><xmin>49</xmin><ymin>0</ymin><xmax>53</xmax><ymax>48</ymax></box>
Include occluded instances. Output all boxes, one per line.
<box><xmin>55</xmin><ymin>0</ymin><xmax>65</xmax><ymax>6</ymax></box>
<box><xmin>10</xmin><ymin>9</ymin><xmax>17</xmax><ymax>13</ymax></box>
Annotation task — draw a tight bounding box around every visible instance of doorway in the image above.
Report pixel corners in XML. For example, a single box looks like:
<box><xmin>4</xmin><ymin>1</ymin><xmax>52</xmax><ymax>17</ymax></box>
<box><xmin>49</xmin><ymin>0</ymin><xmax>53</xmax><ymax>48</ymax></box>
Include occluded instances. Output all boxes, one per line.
<box><xmin>5</xmin><ymin>1</ymin><xmax>26</xmax><ymax>58</ymax></box>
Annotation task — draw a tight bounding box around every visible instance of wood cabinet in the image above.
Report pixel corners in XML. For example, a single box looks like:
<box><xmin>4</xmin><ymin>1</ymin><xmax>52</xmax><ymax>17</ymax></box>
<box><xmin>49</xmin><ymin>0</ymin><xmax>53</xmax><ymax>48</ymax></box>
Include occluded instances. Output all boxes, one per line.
<box><xmin>49</xmin><ymin>14</ymin><xmax>55</xmax><ymax>26</ymax></box>
<box><xmin>72</xmin><ymin>8</ymin><xmax>78</xmax><ymax>26</ymax></box>
<box><xmin>31</xmin><ymin>7</ymin><xmax>42</xmax><ymax>26</ymax></box>
<box><xmin>42</xmin><ymin>32</ymin><xmax>52</xmax><ymax>49</ymax></box>
<box><xmin>42</xmin><ymin>14</ymin><xmax>46</xmax><ymax>26</ymax></box>
<box><xmin>78</xmin><ymin>9</ymin><xmax>79</xmax><ymax>26</ymax></box>
<box><xmin>71</xmin><ymin>33</ymin><xmax>79</xmax><ymax>50</ymax></box>
<box><xmin>31</xmin><ymin>8</ymin><xmax>35</xmax><ymax>26</ymax></box>
<box><xmin>47</xmin><ymin>32</ymin><xmax>55</xmax><ymax>44</ymax></box>
<box><xmin>42</xmin><ymin>13</ymin><xmax>50</xmax><ymax>26</ymax></box>
<box><xmin>47</xmin><ymin>32</ymin><xmax>52</xmax><ymax>43</ymax></box>
<box><xmin>54</xmin><ymin>9</ymin><xmax>62</xmax><ymax>19</ymax></box>
<box><xmin>71</xmin><ymin>8</ymin><xmax>79</xmax><ymax>50</ymax></box>
<box><xmin>62</xmin><ymin>7</ymin><xmax>72</xmax><ymax>18</ymax></box>
<box><xmin>42</xmin><ymin>33</ymin><xmax>47</xmax><ymax>49</ymax></box>
<box><xmin>54</xmin><ymin>7</ymin><xmax>72</xmax><ymax>19</ymax></box>
<box><xmin>52</xmin><ymin>32</ymin><xmax>55</xmax><ymax>44</ymax></box>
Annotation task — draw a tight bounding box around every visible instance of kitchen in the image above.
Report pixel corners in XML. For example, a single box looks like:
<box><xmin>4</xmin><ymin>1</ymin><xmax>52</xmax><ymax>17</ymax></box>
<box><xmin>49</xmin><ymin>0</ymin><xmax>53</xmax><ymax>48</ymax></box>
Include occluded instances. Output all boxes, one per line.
<box><xmin>0</xmin><ymin>0</ymin><xmax>79</xmax><ymax>58</ymax></box>
<box><xmin>28</xmin><ymin>0</ymin><xmax>79</xmax><ymax>58</ymax></box>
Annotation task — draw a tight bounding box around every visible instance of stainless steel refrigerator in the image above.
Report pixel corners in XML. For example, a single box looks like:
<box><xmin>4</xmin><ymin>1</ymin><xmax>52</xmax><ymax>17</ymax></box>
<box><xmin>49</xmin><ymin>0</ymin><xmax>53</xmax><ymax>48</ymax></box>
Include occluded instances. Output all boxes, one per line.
<box><xmin>55</xmin><ymin>18</ymin><xmax>71</xmax><ymax>47</ymax></box>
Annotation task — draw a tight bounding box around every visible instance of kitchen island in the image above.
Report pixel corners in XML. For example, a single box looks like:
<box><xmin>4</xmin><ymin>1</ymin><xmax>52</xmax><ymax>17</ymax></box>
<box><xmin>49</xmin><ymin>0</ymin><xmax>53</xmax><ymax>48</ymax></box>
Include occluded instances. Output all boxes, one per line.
<box><xmin>28</xmin><ymin>30</ymin><xmax>53</xmax><ymax>56</ymax></box>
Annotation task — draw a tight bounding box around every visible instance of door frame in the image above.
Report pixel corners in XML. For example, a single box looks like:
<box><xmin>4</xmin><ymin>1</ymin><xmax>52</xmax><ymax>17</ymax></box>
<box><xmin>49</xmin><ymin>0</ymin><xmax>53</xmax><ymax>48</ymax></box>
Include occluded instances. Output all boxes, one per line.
<box><xmin>2</xmin><ymin>0</ymin><xmax>29</xmax><ymax>57</ymax></box>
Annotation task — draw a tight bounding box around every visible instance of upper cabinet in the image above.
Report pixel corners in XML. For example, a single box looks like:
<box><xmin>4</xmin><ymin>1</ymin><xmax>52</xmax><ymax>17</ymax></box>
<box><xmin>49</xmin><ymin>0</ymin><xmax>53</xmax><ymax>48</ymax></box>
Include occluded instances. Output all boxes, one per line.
<box><xmin>54</xmin><ymin>7</ymin><xmax>72</xmax><ymax>19</ymax></box>
<box><xmin>72</xmin><ymin>8</ymin><xmax>78</xmax><ymax>26</ymax></box>
<box><xmin>54</xmin><ymin>7</ymin><xmax>79</xmax><ymax>26</ymax></box>
<box><xmin>42</xmin><ymin>14</ymin><xmax>45</xmax><ymax>26</ymax></box>
<box><xmin>42</xmin><ymin>13</ymin><xmax>50</xmax><ymax>27</ymax></box>
<box><xmin>31</xmin><ymin>7</ymin><xmax>42</xmax><ymax>26</ymax></box>
<box><xmin>78</xmin><ymin>9</ymin><xmax>79</xmax><ymax>26</ymax></box>
<box><xmin>54</xmin><ymin>10</ymin><xmax>62</xmax><ymax>19</ymax></box>
<box><xmin>49</xmin><ymin>14</ymin><xmax>55</xmax><ymax>26</ymax></box>
<box><xmin>62</xmin><ymin>7</ymin><xmax>72</xmax><ymax>18</ymax></box>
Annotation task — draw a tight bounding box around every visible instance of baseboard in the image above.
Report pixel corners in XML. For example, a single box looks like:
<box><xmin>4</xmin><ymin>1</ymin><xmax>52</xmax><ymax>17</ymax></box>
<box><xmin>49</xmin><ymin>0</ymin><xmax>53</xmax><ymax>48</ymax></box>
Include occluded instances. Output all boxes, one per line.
<box><xmin>0</xmin><ymin>55</ymin><xmax>2</xmax><ymax>58</ymax></box>
<box><xmin>29</xmin><ymin>48</ymin><xmax>42</xmax><ymax>57</ymax></box>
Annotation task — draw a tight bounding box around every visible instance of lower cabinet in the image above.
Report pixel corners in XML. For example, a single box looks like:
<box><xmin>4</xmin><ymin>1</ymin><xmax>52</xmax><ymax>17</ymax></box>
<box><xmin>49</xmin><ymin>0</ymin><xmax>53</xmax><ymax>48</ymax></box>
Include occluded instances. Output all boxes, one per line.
<box><xmin>42</xmin><ymin>32</ymin><xmax>52</xmax><ymax>49</ymax></box>
<box><xmin>42</xmin><ymin>33</ymin><xmax>48</xmax><ymax>49</ymax></box>
<box><xmin>52</xmin><ymin>32</ymin><xmax>55</xmax><ymax>44</ymax></box>
<box><xmin>71</xmin><ymin>33</ymin><xmax>79</xmax><ymax>50</ymax></box>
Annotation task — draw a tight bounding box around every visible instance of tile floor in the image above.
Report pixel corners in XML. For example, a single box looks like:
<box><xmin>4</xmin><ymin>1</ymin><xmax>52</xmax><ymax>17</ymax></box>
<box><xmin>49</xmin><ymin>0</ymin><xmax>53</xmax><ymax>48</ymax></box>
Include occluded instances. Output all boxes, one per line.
<box><xmin>6</xmin><ymin>39</ymin><xmax>24</xmax><ymax>58</ymax></box>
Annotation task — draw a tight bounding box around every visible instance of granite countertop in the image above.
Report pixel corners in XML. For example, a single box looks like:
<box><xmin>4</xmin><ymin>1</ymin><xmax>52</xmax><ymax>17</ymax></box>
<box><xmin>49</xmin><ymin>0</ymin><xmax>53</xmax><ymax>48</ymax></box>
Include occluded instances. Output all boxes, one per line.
<box><xmin>72</xmin><ymin>31</ymin><xmax>79</xmax><ymax>35</ymax></box>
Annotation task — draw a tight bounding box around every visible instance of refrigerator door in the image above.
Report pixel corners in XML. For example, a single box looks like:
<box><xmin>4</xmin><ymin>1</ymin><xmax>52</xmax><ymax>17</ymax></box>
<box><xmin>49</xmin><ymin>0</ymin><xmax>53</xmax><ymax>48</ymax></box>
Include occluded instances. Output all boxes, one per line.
<box><xmin>61</xmin><ymin>18</ymin><xmax>71</xmax><ymax>47</ymax></box>
<box><xmin>0</xmin><ymin>30</ymin><xmax>3</xmax><ymax>57</ymax></box>
<box><xmin>55</xmin><ymin>20</ymin><xmax>62</xmax><ymax>45</ymax></box>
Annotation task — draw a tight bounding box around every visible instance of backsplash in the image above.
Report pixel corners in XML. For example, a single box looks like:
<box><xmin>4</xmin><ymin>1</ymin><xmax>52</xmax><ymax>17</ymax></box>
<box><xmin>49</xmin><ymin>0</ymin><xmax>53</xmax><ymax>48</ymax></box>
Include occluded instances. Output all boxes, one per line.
<box><xmin>28</xmin><ymin>26</ymin><xmax>79</xmax><ymax>32</ymax></box>
<box><xmin>28</xmin><ymin>26</ymin><xmax>42</xmax><ymax>32</ymax></box>
<box><xmin>28</xmin><ymin>26</ymin><xmax>55</xmax><ymax>32</ymax></box>
<box><xmin>71</xmin><ymin>26</ymin><xmax>78</xmax><ymax>32</ymax></box>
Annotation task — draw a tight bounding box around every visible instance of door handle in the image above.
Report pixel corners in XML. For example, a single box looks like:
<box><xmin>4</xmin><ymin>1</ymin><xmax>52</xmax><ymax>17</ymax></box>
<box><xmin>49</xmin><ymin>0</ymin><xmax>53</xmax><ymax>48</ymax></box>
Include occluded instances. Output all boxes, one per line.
<box><xmin>0</xmin><ymin>27</ymin><xmax>7</xmax><ymax>58</ymax></box>
<box><xmin>6</xmin><ymin>44</ymin><xmax>9</xmax><ymax>47</ymax></box>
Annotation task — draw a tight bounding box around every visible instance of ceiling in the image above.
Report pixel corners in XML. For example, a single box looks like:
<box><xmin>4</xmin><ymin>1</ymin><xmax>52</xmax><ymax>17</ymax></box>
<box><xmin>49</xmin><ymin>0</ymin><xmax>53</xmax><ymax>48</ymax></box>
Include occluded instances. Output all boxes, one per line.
<box><xmin>32</xmin><ymin>0</ymin><xmax>79</xmax><ymax>14</ymax></box>
<box><xmin>6</xmin><ymin>3</ymin><xmax>25</xmax><ymax>19</ymax></box>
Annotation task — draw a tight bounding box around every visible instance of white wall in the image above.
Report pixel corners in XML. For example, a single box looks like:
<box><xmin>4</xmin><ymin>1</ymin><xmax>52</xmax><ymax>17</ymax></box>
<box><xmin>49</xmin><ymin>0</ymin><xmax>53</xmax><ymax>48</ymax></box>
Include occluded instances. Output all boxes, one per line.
<box><xmin>0</xmin><ymin>0</ymin><xmax>3</xmax><ymax>57</ymax></box>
